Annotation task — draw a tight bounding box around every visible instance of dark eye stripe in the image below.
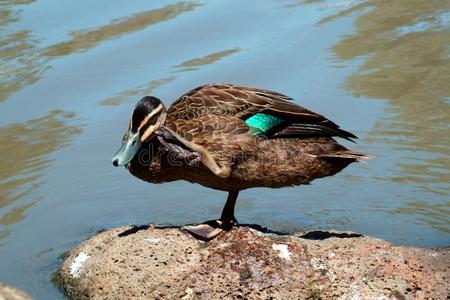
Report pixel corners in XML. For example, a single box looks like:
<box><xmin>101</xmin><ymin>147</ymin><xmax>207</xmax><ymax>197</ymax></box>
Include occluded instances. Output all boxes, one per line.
<box><xmin>150</xmin><ymin>115</ymin><xmax>158</xmax><ymax>124</ymax></box>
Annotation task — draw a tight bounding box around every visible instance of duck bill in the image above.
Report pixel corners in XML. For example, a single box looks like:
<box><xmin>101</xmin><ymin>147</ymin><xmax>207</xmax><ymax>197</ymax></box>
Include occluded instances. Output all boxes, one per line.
<box><xmin>112</xmin><ymin>131</ymin><xmax>141</xmax><ymax>167</ymax></box>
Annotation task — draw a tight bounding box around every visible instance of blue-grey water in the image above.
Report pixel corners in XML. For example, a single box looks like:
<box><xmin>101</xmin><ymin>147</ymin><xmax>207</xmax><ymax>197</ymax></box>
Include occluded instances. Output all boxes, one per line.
<box><xmin>0</xmin><ymin>0</ymin><xmax>449</xmax><ymax>298</ymax></box>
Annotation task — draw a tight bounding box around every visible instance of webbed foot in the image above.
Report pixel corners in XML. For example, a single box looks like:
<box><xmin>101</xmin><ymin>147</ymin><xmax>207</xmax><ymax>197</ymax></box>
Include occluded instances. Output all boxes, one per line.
<box><xmin>183</xmin><ymin>218</ymin><xmax>237</xmax><ymax>241</ymax></box>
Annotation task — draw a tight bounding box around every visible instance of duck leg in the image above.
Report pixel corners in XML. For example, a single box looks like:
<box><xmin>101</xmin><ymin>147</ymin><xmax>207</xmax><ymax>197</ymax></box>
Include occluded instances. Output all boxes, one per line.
<box><xmin>220</xmin><ymin>190</ymin><xmax>239</xmax><ymax>229</ymax></box>
<box><xmin>159</xmin><ymin>128</ymin><xmax>231</xmax><ymax>178</ymax></box>
<box><xmin>184</xmin><ymin>191</ymin><xmax>239</xmax><ymax>240</ymax></box>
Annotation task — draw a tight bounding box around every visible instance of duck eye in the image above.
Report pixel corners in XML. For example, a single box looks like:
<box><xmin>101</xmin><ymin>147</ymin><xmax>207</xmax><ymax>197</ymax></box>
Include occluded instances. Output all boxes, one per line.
<box><xmin>131</xmin><ymin>139</ymin><xmax>137</xmax><ymax>146</ymax></box>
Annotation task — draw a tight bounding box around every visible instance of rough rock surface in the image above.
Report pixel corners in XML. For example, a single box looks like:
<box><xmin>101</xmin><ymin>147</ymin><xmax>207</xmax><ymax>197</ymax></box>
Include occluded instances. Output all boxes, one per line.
<box><xmin>0</xmin><ymin>284</ymin><xmax>32</xmax><ymax>300</ymax></box>
<box><xmin>55</xmin><ymin>225</ymin><xmax>449</xmax><ymax>299</ymax></box>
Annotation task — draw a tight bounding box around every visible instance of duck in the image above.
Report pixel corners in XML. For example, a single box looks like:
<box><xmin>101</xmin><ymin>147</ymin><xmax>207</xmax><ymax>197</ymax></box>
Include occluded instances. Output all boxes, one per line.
<box><xmin>112</xmin><ymin>83</ymin><xmax>368</xmax><ymax>240</ymax></box>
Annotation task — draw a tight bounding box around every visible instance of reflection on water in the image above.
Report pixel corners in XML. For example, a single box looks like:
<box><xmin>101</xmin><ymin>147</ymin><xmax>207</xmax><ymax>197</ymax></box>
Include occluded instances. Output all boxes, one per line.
<box><xmin>0</xmin><ymin>1</ymin><xmax>33</xmax><ymax>27</ymax></box>
<box><xmin>0</xmin><ymin>0</ymin><xmax>44</xmax><ymax>102</ymax></box>
<box><xmin>100</xmin><ymin>76</ymin><xmax>175</xmax><ymax>106</ymax></box>
<box><xmin>0</xmin><ymin>31</ymin><xmax>46</xmax><ymax>102</ymax></box>
<box><xmin>0</xmin><ymin>110</ymin><xmax>82</xmax><ymax>240</ymax></box>
<box><xmin>285</xmin><ymin>0</ymin><xmax>370</xmax><ymax>24</ymax></box>
<box><xmin>0</xmin><ymin>201</ymin><xmax>35</xmax><ymax>225</ymax></box>
<box><xmin>100</xmin><ymin>47</ymin><xmax>241</xmax><ymax>105</ymax></box>
<box><xmin>328</xmin><ymin>0</ymin><xmax>450</xmax><ymax>230</ymax></box>
<box><xmin>283</xmin><ymin>0</ymin><xmax>320</xmax><ymax>9</ymax></box>
<box><xmin>316</xmin><ymin>1</ymin><xmax>370</xmax><ymax>25</ymax></box>
<box><xmin>391</xmin><ymin>200</ymin><xmax>450</xmax><ymax>234</ymax></box>
<box><xmin>43</xmin><ymin>2</ymin><xmax>201</xmax><ymax>57</ymax></box>
<box><xmin>174</xmin><ymin>48</ymin><xmax>242</xmax><ymax>72</ymax></box>
<box><xmin>0</xmin><ymin>2</ymin><xmax>201</xmax><ymax>103</ymax></box>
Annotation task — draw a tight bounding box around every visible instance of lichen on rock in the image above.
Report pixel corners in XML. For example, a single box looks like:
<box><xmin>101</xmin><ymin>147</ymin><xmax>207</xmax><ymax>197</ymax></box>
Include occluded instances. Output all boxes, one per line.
<box><xmin>55</xmin><ymin>225</ymin><xmax>449</xmax><ymax>299</ymax></box>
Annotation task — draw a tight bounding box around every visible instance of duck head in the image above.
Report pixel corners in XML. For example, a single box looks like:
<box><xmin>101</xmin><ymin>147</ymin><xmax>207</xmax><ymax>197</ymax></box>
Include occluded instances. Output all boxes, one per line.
<box><xmin>112</xmin><ymin>96</ymin><xmax>167</xmax><ymax>167</ymax></box>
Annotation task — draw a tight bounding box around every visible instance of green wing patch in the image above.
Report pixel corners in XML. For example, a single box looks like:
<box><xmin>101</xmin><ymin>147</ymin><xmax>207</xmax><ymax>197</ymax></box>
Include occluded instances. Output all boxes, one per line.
<box><xmin>245</xmin><ymin>113</ymin><xmax>284</xmax><ymax>136</ymax></box>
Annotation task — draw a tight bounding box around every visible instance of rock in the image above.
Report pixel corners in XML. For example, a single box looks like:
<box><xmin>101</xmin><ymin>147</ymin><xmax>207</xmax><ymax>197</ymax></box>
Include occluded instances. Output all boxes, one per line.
<box><xmin>55</xmin><ymin>225</ymin><xmax>449</xmax><ymax>299</ymax></box>
<box><xmin>0</xmin><ymin>284</ymin><xmax>32</xmax><ymax>300</ymax></box>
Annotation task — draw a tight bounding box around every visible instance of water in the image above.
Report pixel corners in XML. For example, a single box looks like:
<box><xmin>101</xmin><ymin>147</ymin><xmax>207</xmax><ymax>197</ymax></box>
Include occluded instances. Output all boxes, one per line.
<box><xmin>0</xmin><ymin>0</ymin><xmax>449</xmax><ymax>298</ymax></box>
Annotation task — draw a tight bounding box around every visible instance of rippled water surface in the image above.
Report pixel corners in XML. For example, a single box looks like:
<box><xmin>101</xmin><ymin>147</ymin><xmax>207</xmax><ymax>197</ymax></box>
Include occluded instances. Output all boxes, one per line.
<box><xmin>1</xmin><ymin>0</ymin><xmax>449</xmax><ymax>298</ymax></box>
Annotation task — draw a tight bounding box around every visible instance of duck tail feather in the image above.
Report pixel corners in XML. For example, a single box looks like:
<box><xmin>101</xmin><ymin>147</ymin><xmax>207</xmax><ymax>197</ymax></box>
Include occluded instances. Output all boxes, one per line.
<box><xmin>317</xmin><ymin>151</ymin><xmax>373</xmax><ymax>162</ymax></box>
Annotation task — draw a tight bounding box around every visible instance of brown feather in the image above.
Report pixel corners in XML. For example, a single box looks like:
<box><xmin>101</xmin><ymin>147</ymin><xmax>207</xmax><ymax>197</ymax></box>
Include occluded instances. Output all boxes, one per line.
<box><xmin>167</xmin><ymin>83</ymin><xmax>356</xmax><ymax>141</ymax></box>
<box><xmin>127</xmin><ymin>84</ymin><xmax>368</xmax><ymax>192</ymax></box>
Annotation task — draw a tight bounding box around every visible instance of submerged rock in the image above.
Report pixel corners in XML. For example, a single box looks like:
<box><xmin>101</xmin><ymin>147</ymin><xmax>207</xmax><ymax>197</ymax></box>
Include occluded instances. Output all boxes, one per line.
<box><xmin>55</xmin><ymin>225</ymin><xmax>449</xmax><ymax>299</ymax></box>
<box><xmin>0</xmin><ymin>284</ymin><xmax>32</xmax><ymax>300</ymax></box>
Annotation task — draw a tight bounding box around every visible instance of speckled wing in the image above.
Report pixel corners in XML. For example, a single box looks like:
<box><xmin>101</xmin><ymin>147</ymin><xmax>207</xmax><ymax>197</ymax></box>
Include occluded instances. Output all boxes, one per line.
<box><xmin>170</xmin><ymin>115</ymin><xmax>252</xmax><ymax>146</ymax></box>
<box><xmin>167</xmin><ymin>83</ymin><xmax>298</xmax><ymax>120</ymax></box>
<box><xmin>167</xmin><ymin>83</ymin><xmax>356</xmax><ymax>140</ymax></box>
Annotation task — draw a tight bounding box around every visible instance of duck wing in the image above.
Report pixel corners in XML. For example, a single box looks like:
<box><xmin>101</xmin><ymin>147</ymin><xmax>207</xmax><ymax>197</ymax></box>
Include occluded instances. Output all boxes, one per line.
<box><xmin>167</xmin><ymin>83</ymin><xmax>356</xmax><ymax>141</ymax></box>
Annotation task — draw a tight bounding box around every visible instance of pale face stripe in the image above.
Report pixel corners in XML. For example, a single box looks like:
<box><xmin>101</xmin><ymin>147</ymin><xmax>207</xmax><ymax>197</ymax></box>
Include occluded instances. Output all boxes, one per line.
<box><xmin>129</xmin><ymin>103</ymin><xmax>163</xmax><ymax>133</ymax></box>
<box><xmin>141</xmin><ymin>124</ymin><xmax>158</xmax><ymax>142</ymax></box>
<box><xmin>137</xmin><ymin>104</ymin><xmax>163</xmax><ymax>131</ymax></box>
<box><xmin>141</xmin><ymin>110</ymin><xmax>166</xmax><ymax>142</ymax></box>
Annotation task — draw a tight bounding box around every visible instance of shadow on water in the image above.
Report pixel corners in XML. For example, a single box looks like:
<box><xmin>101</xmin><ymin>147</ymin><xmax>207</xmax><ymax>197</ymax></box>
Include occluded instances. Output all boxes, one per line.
<box><xmin>0</xmin><ymin>110</ymin><xmax>82</xmax><ymax>240</ymax></box>
<box><xmin>324</xmin><ymin>0</ymin><xmax>450</xmax><ymax>232</ymax></box>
